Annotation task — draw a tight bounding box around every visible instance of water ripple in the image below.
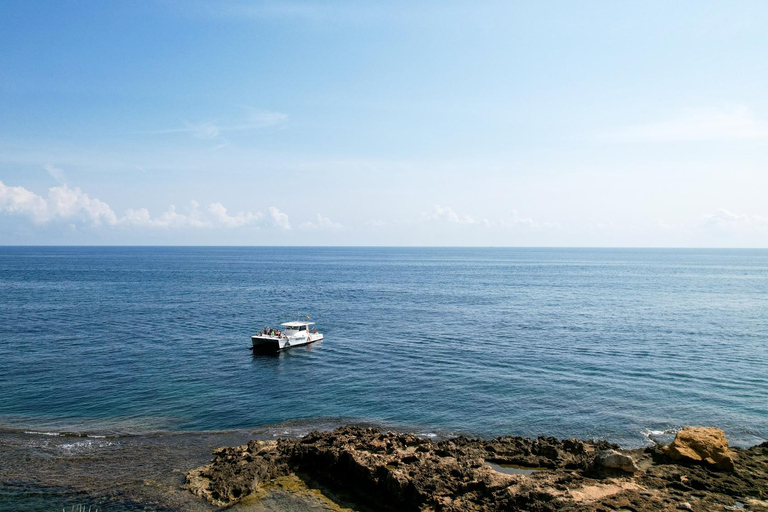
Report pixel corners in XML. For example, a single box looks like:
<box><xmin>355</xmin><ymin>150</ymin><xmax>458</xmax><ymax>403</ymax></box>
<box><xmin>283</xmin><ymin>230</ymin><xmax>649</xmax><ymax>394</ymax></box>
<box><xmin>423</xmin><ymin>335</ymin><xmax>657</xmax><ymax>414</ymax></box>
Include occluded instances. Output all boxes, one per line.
<box><xmin>0</xmin><ymin>247</ymin><xmax>766</xmax><ymax>448</ymax></box>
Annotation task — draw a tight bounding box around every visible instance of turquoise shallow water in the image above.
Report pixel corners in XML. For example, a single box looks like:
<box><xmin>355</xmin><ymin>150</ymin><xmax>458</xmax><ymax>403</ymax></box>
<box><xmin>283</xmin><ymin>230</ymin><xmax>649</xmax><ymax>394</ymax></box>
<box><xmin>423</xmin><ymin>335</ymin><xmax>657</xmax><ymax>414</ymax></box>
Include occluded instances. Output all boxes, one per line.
<box><xmin>1</xmin><ymin>247</ymin><xmax>767</xmax><ymax>448</ymax></box>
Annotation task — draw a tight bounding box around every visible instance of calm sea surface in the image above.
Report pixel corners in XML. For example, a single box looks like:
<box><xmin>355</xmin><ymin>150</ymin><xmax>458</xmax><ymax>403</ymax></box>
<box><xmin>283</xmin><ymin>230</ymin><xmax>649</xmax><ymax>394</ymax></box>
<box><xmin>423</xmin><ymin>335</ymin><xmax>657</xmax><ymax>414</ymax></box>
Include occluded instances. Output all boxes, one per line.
<box><xmin>1</xmin><ymin>247</ymin><xmax>767</xmax><ymax>445</ymax></box>
<box><xmin>2</xmin><ymin>247</ymin><xmax>768</xmax><ymax>509</ymax></box>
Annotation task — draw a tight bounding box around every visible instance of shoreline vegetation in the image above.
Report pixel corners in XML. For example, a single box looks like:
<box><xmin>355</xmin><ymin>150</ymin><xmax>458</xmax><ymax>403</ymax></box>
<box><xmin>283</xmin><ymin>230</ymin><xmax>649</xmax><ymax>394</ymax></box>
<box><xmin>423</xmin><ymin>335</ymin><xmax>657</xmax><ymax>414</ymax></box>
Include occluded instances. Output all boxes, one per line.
<box><xmin>185</xmin><ymin>425</ymin><xmax>768</xmax><ymax>512</ymax></box>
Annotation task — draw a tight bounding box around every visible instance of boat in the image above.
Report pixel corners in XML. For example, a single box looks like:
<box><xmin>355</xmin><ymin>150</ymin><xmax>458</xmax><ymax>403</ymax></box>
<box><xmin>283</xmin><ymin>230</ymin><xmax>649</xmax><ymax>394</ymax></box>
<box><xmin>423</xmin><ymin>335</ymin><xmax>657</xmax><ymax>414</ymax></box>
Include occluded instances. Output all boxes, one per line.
<box><xmin>251</xmin><ymin>321</ymin><xmax>324</xmax><ymax>351</ymax></box>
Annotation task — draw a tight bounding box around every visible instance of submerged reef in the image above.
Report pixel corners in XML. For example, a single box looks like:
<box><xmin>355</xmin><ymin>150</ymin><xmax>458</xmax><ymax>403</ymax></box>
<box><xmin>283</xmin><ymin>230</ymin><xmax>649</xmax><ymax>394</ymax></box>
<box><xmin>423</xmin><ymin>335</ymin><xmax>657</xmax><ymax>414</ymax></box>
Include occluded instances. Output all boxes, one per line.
<box><xmin>184</xmin><ymin>425</ymin><xmax>768</xmax><ymax>511</ymax></box>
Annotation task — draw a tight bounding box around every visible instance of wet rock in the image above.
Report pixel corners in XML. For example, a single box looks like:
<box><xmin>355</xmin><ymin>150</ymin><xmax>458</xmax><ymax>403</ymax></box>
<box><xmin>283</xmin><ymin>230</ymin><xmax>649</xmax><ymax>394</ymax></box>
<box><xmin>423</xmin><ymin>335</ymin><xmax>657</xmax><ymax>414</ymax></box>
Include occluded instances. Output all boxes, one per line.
<box><xmin>664</xmin><ymin>427</ymin><xmax>735</xmax><ymax>472</ymax></box>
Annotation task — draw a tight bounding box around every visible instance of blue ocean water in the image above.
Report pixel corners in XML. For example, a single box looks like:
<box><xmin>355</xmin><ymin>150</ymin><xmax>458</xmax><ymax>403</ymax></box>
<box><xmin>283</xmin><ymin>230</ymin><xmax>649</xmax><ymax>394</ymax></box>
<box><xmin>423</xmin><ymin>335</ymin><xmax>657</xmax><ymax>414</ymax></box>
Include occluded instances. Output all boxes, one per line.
<box><xmin>1</xmin><ymin>247</ymin><xmax>766</xmax><ymax>447</ymax></box>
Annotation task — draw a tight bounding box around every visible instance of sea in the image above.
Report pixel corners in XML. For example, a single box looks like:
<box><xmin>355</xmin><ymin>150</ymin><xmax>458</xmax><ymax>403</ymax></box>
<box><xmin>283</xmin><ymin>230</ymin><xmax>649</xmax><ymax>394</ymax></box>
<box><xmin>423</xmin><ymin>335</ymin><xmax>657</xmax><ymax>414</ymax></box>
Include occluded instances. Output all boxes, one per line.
<box><xmin>1</xmin><ymin>247</ymin><xmax>767</xmax><ymax>510</ymax></box>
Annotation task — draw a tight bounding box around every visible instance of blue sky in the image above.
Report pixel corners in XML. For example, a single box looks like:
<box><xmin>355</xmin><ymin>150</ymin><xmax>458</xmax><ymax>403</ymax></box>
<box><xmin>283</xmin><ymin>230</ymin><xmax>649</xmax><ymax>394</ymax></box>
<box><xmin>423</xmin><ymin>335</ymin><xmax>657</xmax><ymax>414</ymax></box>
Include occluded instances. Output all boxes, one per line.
<box><xmin>1</xmin><ymin>0</ymin><xmax>767</xmax><ymax>246</ymax></box>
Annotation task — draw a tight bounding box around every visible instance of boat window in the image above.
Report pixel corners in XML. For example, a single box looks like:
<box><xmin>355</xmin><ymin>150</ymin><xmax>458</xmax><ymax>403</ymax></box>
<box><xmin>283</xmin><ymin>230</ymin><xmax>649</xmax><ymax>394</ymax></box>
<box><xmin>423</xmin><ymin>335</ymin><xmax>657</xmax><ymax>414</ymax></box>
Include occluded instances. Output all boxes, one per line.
<box><xmin>299</xmin><ymin>325</ymin><xmax>307</xmax><ymax>331</ymax></box>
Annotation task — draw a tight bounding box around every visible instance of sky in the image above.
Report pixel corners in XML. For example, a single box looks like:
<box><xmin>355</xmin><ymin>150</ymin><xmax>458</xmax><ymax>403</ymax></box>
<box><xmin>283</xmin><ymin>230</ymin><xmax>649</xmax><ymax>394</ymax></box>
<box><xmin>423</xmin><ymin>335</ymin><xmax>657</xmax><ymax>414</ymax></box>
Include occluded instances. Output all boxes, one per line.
<box><xmin>1</xmin><ymin>0</ymin><xmax>767</xmax><ymax>246</ymax></box>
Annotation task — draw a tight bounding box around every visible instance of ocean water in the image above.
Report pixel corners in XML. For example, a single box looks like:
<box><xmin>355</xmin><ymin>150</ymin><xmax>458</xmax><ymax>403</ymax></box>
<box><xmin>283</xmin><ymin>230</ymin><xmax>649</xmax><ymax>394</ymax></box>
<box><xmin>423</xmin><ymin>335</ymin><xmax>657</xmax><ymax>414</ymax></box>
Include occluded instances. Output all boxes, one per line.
<box><xmin>1</xmin><ymin>246</ymin><xmax>767</xmax><ymax>448</ymax></box>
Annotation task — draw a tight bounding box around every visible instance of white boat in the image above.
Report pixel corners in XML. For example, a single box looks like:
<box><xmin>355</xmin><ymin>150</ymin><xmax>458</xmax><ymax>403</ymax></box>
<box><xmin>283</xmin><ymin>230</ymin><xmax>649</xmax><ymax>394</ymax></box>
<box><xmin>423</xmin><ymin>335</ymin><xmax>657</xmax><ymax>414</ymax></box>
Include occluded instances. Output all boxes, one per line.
<box><xmin>251</xmin><ymin>321</ymin><xmax>324</xmax><ymax>351</ymax></box>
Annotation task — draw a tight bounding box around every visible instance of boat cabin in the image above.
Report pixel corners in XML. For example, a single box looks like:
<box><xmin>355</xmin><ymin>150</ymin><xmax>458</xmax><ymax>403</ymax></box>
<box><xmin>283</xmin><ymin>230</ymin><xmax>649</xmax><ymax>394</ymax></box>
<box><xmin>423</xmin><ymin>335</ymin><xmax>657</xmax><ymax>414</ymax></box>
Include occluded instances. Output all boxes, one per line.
<box><xmin>280</xmin><ymin>321</ymin><xmax>315</xmax><ymax>333</ymax></box>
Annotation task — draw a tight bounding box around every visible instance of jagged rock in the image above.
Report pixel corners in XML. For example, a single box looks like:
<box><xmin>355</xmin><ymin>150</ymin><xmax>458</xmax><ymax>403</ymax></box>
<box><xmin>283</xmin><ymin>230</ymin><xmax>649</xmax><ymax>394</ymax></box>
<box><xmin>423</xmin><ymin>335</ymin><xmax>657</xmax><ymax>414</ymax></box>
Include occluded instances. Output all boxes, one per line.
<box><xmin>185</xmin><ymin>425</ymin><xmax>768</xmax><ymax>511</ymax></box>
<box><xmin>182</xmin><ymin>440</ymin><xmax>288</xmax><ymax>506</ymax></box>
<box><xmin>594</xmin><ymin>449</ymin><xmax>639</xmax><ymax>473</ymax></box>
<box><xmin>663</xmin><ymin>427</ymin><xmax>735</xmax><ymax>472</ymax></box>
<box><xmin>448</xmin><ymin>434</ymin><xmax>600</xmax><ymax>470</ymax></box>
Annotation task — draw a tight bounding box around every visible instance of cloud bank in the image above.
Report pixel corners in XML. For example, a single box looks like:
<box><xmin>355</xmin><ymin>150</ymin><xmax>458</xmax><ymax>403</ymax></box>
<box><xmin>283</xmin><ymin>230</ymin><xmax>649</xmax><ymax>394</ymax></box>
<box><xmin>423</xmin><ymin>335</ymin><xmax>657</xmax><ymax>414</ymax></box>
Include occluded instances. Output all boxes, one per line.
<box><xmin>423</xmin><ymin>205</ymin><xmax>549</xmax><ymax>230</ymax></box>
<box><xmin>425</xmin><ymin>205</ymin><xmax>487</xmax><ymax>226</ymax></box>
<box><xmin>0</xmin><ymin>179</ymin><xmax>289</xmax><ymax>231</ymax></box>
<box><xmin>700</xmin><ymin>208</ymin><xmax>768</xmax><ymax>235</ymax></box>
<box><xmin>0</xmin><ymin>180</ymin><xmax>117</xmax><ymax>226</ymax></box>
<box><xmin>299</xmin><ymin>214</ymin><xmax>342</xmax><ymax>231</ymax></box>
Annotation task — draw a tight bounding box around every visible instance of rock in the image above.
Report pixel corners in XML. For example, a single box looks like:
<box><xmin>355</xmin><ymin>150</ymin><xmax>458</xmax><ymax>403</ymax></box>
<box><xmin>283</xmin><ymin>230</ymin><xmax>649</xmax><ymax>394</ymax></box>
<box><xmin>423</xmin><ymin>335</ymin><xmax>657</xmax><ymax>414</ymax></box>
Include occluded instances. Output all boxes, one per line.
<box><xmin>185</xmin><ymin>425</ymin><xmax>768</xmax><ymax>510</ymax></box>
<box><xmin>594</xmin><ymin>449</ymin><xmax>639</xmax><ymax>473</ymax></box>
<box><xmin>454</xmin><ymin>434</ymin><xmax>600</xmax><ymax>470</ymax></box>
<box><xmin>183</xmin><ymin>440</ymin><xmax>288</xmax><ymax>507</ymax></box>
<box><xmin>663</xmin><ymin>427</ymin><xmax>735</xmax><ymax>472</ymax></box>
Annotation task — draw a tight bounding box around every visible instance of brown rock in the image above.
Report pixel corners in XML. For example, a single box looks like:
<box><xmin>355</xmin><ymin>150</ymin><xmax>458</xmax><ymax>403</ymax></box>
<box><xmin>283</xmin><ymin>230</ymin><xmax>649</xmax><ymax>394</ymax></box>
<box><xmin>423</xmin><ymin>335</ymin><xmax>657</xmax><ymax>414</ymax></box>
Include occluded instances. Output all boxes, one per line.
<box><xmin>185</xmin><ymin>425</ymin><xmax>768</xmax><ymax>510</ymax></box>
<box><xmin>663</xmin><ymin>426</ymin><xmax>735</xmax><ymax>472</ymax></box>
<box><xmin>182</xmin><ymin>440</ymin><xmax>288</xmax><ymax>506</ymax></box>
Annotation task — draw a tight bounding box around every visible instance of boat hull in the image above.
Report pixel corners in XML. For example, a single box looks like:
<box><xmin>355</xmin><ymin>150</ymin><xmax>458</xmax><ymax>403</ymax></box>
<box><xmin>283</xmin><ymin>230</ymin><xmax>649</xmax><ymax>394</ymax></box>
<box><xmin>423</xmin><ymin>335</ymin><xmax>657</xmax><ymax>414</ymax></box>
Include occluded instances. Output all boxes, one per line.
<box><xmin>251</xmin><ymin>333</ymin><xmax>323</xmax><ymax>352</ymax></box>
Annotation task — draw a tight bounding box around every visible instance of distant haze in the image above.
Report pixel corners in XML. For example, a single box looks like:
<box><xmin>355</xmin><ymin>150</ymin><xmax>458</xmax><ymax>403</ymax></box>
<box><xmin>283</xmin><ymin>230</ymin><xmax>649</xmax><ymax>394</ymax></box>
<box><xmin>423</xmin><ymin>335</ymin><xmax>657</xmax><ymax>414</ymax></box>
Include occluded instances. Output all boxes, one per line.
<box><xmin>1</xmin><ymin>1</ymin><xmax>767</xmax><ymax>246</ymax></box>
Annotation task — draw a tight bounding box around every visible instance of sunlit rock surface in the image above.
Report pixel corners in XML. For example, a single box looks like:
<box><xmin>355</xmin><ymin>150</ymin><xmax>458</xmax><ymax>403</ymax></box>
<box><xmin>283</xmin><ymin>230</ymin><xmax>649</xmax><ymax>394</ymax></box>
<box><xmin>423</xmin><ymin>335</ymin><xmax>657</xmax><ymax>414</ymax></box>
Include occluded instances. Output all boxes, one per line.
<box><xmin>186</xmin><ymin>425</ymin><xmax>768</xmax><ymax>511</ymax></box>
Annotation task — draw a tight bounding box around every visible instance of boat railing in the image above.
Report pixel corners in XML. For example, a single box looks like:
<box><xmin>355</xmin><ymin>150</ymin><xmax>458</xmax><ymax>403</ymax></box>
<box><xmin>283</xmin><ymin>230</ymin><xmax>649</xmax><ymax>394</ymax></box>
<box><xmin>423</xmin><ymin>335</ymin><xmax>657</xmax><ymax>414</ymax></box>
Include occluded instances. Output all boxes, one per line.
<box><xmin>257</xmin><ymin>330</ymin><xmax>288</xmax><ymax>338</ymax></box>
<box><xmin>257</xmin><ymin>329</ymin><xmax>312</xmax><ymax>339</ymax></box>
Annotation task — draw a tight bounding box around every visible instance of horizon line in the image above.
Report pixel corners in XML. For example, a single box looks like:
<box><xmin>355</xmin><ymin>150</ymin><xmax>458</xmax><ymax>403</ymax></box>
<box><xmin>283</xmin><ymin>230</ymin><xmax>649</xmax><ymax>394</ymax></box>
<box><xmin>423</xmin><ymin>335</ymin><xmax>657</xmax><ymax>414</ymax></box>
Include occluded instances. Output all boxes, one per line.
<box><xmin>1</xmin><ymin>245</ymin><xmax>767</xmax><ymax>250</ymax></box>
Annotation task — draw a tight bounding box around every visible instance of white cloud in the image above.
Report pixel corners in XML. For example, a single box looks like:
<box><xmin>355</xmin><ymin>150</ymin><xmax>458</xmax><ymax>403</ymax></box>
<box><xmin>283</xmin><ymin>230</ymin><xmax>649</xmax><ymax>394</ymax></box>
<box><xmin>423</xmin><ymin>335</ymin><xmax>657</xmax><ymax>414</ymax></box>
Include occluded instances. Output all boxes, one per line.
<box><xmin>422</xmin><ymin>206</ymin><xmax>552</xmax><ymax>231</ymax></box>
<box><xmin>606</xmin><ymin>105</ymin><xmax>768</xmax><ymax>142</ymax></box>
<box><xmin>499</xmin><ymin>210</ymin><xmax>537</xmax><ymax>229</ymax></box>
<box><xmin>268</xmin><ymin>206</ymin><xmax>291</xmax><ymax>230</ymax></box>
<box><xmin>236</xmin><ymin>109</ymin><xmax>288</xmax><ymax>130</ymax></box>
<box><xmin>209</xmin><ymin>140</ymin><xmax>231</xmax><ymax>151</ymax></box>
<box><xmin>153</xmin><ymin>109</ymin><xmax>287</xmax><ymax>142</ymax></box>
<box><xmin>0</xmin><ymin>179</ymin><xmax>282</xmax><ymax>231</ymax></box>
<box><xmin>44</xmin><ymin>163</ymin><xmax>66</xmax><ymax>183</ymax></box>
<box><xmin>299</xmin><ymin>213</ymin><xmax>342</xmax><ymax>231</ymax></box>
<box><xmin>425</xmin><ymin>205</ymin><xmax>479</xmax><ymax>225</ymax></box>
<box><xmin>699</xmin><ymin>208</ymin><xmax>768</xmax><ymax>234</ymax></box>
<box><xmin>188</xmin><ymin>121</ymin><xmax>221</xmax><ymax>140</ymax></box>
<box><xmin>424</xmin><ymin>205</ymin><xmax>496</xmax><ymax>227</ymax></box>
<box><xmin>0</xmin><ymin>180</ymin><xmax>49</xmax><ymax>223</ymax></box>
<box><xmin>121</xmin><ymin>203</ymin><xmax>210</xmax><ymax>229</ymax></box>
<box><xmin>207</xmin><ymin>202</ymin><xmax>263</xmax><ymax>227</ymax></box>
<box><xmin>48</xmin><ymin>185</ymin><xmax>118</xmax><ymax>226</ymax></box>
<box><xmin>0</xmin><ymin>180</ymin><xmax>117</xmax><ymax>226</ymax></box>
<box><xmin>121</xmin><ymin>207</ymin><xmax>153</xmax><ymax>226</ymax></box>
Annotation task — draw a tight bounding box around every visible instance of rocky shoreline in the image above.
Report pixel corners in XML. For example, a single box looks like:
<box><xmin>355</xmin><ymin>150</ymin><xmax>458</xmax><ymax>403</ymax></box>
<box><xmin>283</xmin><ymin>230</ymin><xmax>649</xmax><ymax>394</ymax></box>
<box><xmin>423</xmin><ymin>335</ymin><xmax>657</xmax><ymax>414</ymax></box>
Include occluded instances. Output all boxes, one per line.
<box><xmin>184</xmin><ymin>425</ymin><xmax>768</xmax><ymax>511</ymax></box>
